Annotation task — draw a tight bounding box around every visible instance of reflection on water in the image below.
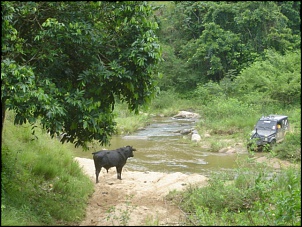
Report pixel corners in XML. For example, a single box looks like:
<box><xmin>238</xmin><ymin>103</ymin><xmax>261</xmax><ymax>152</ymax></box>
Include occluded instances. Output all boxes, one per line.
<box><xmin>71</xmin><ymin>117</ymin><xmax>248</xmax><ymax>176</ymax></box>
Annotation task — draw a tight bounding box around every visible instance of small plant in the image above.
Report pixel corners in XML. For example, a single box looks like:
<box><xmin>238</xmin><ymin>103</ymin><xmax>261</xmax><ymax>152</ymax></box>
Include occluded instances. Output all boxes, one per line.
<box><xmin>106</xmin><ymin>195</ymin><xmax>137</xmax><ymax>226</ymax></box>
<box><xmin>209</xmin><ymin>141</ymin><xmax>224</xmax><ymax>152</ymax></box>
<box><xmin>262</xmin><ymin>143</ymin><xmax>272</xmax><ymax>152</ymax></box>
<box><xmin>247</xmin><ymin>138</ymin><xmax>259</xmax><ymax>152</ymax></box>
<box><xmin>144</xmin><ymin>213</ymin><xmax>160</xmax><ymax>226</ymax></box>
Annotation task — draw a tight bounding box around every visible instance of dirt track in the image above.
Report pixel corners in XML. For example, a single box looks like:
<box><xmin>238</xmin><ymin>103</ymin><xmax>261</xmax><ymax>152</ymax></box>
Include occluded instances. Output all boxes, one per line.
<box><xmin>74</xmin><ymin>157</ymin><xmax>208</xmax><ymax>226</ymax></box>
<box><xmin>73</xmin><ymin>145</ymin><xmax>299</xmax><ymax>226</ymax></box>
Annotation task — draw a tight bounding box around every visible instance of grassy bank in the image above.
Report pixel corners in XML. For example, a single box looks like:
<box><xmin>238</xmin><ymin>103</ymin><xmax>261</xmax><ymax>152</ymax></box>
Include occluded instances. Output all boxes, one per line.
<box><xmin>167</xmin><ymin>160</ymin><xmax>301</xmax><ymax>226</ymax></box>
<box><xmin>1</xmin><ymin>111</ymin><xmax>94</xmax><ymax>226</ymax></box>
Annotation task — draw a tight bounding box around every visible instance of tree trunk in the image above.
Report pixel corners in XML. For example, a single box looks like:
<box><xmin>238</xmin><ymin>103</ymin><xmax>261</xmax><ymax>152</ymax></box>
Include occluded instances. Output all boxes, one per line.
<box><xmin>2</xmin><ymin>100</ymin><xmax>6</xmax><ymax>143</ymax></box>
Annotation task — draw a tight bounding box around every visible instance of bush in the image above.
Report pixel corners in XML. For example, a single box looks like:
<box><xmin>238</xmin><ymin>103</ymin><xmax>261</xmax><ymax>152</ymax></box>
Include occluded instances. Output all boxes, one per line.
<box><xmin>168</xmin><ymin>159</ymin><xmax>301</xmax><ymax>226</ymax></box>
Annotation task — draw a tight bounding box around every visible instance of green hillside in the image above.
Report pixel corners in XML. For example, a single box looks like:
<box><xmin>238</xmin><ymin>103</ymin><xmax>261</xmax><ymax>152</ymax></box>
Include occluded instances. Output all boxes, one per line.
<box><xmin>1</xmin><ymin>111</ymin><xmax>94</xmax><ymax>226</ymax></box>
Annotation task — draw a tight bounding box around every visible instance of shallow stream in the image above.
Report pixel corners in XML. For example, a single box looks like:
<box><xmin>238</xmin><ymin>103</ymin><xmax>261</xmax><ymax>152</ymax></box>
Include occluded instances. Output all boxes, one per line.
<box><xmin>72</xmin><ymin>116</ymin><xmax>248</xmax><ymax>177</ymax></box>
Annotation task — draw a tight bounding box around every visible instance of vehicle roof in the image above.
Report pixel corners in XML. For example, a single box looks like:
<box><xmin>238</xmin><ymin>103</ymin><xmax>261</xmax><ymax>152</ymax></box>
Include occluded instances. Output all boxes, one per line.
<box><xmin>259</xmin><ymin>115</ymin><xmax>288</xmax><ymax>121</ymax></box>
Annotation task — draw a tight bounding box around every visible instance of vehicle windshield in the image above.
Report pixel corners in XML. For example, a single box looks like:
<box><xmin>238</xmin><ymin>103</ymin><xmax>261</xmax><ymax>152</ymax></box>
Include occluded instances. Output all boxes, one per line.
<box><xmin>255</xmin><ymin>120</ymin><xmax>277</xmax><ymax>131</ymax></box>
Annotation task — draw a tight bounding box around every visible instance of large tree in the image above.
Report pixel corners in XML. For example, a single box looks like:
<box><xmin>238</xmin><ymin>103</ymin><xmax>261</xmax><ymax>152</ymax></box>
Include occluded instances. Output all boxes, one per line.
<box><xmin>156</xmin><ymin>1</ymin><xmax>300</xmax><ymax>92</ymax></box>
<box><xmin>1</xmin><ymin>1</ymin><xmax>162</xmax><ymax>149</ymax></box>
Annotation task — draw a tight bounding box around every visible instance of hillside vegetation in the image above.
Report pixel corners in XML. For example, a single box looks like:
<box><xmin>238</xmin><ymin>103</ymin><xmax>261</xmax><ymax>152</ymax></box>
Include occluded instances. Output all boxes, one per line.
<box><xmin>1</xmin><ymin>1</ymin><xmax>301</xmax><ymax>226</ymax></box>
<box><xmin>1</xmin><ymin>111</ymin><xmax>94</xmax><ymax>226</ymax></box>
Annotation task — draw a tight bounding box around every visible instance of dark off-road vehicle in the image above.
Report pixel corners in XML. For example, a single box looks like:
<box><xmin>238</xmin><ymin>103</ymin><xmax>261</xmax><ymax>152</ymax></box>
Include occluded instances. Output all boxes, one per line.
<box><xmin>247</xmin><ymin>115</ymin><xmax>290</xmax><ymax>151</ymax></box>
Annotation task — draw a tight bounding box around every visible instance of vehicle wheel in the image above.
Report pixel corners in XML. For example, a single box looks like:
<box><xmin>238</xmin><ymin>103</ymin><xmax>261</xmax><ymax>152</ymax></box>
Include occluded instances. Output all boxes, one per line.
<box><xmin>257</xmin><ymin>146</ymin><xmax>263</xmax><ymax>152</ymax></box>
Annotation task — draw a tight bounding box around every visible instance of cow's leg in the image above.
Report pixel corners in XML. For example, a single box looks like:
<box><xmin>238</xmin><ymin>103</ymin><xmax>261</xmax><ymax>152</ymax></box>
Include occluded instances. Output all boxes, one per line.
<box><xmin>95</xmin><ymin>167</ymin><xmax>101</xmax><ymax>183</ymax></box>
<box><xmin>116</xmin><ymin>166</ymin><xmax>122</xmax><ymax>180</ymax></box>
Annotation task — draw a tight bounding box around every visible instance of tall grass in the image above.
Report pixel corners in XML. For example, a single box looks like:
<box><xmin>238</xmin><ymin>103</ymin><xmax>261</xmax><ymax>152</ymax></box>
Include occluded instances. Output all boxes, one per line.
<box><xmin>167</xmin><ymin>159</ymin><xmax>301</xmax><ymax>226</ymax></box>
<box><xmin>1</xmin><ymin>111</ymin><xmax>94</xmax><ymax>226</ymax></box>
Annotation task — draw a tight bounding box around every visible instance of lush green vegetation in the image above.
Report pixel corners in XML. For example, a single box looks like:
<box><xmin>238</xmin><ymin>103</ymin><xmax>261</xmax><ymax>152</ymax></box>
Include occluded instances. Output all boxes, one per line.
<box><xmin>1</xmin><ymin>111</ymin><xmax>94</xmax><ymax>226</ymax></box>
<box><xmin>2</xmin><ymin>94</ymin><xmax>300</xmax><ymax>225</ymax></box>
<box><xmin>2</xmin><ymin>1</ymin><xmax>301</xmax><ymax>226</ymax></box>
<box><xmin>155</xmin><ymin>1</ymin><xmax>300</xmax><ymax>93</ymax></box>
<box><xmin>2</xmin><ymin>1</ymin><xmax>162</xmax><ymax>149</ymax></box>
<box><xmin>115</xmin><ymin>48</ymin><xmax>301</xmax><ymax>162</ymax></box>
<box><xmin>113</xmin><ymin>50</ymin><xmax>301</xmax><ymax>226</ymax></box>
<box><xmin>113</xmin><ymin>28</ymin><xmax>301</xmax><ymax>225</ymax></box>
<box><xmin>167</xmin><ymin>161</ymin><xmax>301</xmax><ymax>226</ymax></box>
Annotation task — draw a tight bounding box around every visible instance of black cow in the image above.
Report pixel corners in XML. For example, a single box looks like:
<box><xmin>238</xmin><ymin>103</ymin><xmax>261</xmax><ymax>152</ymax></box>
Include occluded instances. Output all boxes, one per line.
<box><xmin>92</xmin><ymin>145</ymin><xmax>136</xmax><ymax>183</ymax></box>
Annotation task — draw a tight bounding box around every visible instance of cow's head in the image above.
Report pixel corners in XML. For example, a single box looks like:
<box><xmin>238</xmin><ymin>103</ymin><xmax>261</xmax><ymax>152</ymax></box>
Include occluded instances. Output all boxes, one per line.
<box><xmin>125</xmin><ymin>145</ymin><xmax>136</xmax><ymax>157</ymax></box>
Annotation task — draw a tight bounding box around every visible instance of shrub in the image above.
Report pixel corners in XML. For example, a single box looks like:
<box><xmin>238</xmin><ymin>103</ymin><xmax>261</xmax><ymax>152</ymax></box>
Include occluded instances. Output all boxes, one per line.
<box><xmin>168</xmin><ymin>159</ymin><xmax>301</xmax><ymax>226</ymax></box>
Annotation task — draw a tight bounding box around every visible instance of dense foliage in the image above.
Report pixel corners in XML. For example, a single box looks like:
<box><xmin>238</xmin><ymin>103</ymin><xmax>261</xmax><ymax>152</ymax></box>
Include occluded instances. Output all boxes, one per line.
<box><xmin>2</xmin><ymin>1</ymin><xmax>162</xmax><ymax>149</ymax></box>
<box><xmin>193</xmin><ymin>49</ymin><xmax>301</xmax><ymax>107</ymax></box>
<box><xmin>1</xmin><ymin>2</ymin><xmax>301</xmax><ymax>225</ymax></box>
<box><xmin>2</xmin><ymin>1</ymin><xmax>300</xmax><ymax>149</ymax></box>
<box><xmin>156</xmin><ymin>1</ymin><xmax>300</xmax><ymax>92</ymax></box>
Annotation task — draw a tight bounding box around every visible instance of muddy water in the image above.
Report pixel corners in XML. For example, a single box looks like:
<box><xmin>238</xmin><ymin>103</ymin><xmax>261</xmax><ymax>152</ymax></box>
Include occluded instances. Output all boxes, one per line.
<box><xmin>72</xmin><ymin>116</ymin><xmax>248</xmax><ymax>176</ymax></box>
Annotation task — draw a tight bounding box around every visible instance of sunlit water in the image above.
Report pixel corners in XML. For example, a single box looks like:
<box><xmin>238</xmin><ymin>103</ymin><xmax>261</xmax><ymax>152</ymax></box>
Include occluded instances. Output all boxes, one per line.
<box><xmin>71</xmin><ymin>116</ymin><xmax>249</xmax><ymax>177</ymax></box>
